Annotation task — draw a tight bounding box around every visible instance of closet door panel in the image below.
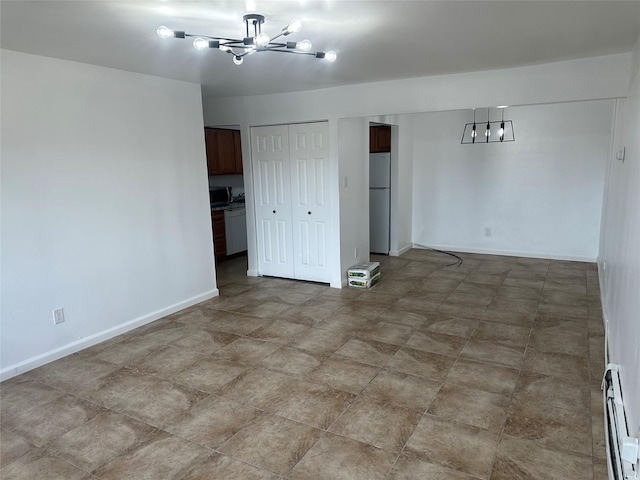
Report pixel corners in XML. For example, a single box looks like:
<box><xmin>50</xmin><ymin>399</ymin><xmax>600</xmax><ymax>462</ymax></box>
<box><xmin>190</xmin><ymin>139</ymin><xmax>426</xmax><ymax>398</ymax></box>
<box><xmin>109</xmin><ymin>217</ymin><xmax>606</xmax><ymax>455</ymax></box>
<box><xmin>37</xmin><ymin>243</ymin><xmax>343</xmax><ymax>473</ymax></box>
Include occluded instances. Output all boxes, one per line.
<box><xmin>289</xmin><ymin>122</ymin><xmax>330</xmax><ymax>282</ymax></box>
<box><xmin>252</xmin><ymin>126</ymin><xmax>294</xmax><ymax>278</ymax></box>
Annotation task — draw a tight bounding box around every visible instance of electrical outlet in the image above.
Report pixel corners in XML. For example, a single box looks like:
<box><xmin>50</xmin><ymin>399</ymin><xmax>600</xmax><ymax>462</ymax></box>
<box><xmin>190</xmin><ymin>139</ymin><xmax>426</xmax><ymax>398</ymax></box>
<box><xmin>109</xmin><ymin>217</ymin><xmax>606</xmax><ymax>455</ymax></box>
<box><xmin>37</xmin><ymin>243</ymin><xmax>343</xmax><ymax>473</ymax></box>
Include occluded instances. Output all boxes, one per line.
<box><xmin>603</xmin><ymin>260</ymin><xmax>607</xmax><ymax>271</ymax></box>
<box><xmin>343</xmin><ymin>176</ymin><xmax>348</xmax><ymax>188</ymax></box>
<box><xmin>354</xmin><ymin>248</ymin><xmax>358</xmax><ymax>258</ymax></box>
<box><xmin>485</xmin><ymin>227</ymin><xmax>492</xmax><ymax>237</ymax></box>
<box><xmin>53</xmin><ymin>308</ymin><xmax>65</xmax><ymax>325</ymax></box>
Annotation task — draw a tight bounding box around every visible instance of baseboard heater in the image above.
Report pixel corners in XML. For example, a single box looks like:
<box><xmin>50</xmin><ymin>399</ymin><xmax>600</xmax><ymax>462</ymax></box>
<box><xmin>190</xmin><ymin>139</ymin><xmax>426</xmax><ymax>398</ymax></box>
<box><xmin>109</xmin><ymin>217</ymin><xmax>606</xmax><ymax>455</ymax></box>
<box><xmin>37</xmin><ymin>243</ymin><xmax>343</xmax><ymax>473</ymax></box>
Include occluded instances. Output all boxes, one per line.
<box><xmin>604</xmin><ymin>364</ymin><xmax>639</xmax><ymax>480</ymax></box>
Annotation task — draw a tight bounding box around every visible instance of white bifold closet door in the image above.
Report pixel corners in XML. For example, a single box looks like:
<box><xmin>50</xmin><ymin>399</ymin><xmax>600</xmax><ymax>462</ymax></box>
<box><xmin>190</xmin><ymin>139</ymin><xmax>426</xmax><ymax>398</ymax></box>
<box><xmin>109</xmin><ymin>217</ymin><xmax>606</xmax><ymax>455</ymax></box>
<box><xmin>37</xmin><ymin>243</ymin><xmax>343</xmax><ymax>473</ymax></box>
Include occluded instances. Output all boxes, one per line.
<box><xmin>251</xmin><ymin>122</ymin><xmax>330</xmax><ymax>283</ymax></box>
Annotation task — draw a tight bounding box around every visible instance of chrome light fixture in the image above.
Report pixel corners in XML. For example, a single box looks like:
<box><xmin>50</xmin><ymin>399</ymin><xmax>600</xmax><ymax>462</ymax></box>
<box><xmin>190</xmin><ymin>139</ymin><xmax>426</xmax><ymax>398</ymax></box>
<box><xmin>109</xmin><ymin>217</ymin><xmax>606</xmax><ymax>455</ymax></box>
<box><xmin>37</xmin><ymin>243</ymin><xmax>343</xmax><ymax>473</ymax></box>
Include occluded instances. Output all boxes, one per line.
<box><xmin>461</xmin><ymin>106</ymin><xmax>514</xmax><ymax>144</ymax></box>
<box><xmin>157</xmin><ymin>14</ymin><xmax>337</xmax><ymax>65</ymax></box>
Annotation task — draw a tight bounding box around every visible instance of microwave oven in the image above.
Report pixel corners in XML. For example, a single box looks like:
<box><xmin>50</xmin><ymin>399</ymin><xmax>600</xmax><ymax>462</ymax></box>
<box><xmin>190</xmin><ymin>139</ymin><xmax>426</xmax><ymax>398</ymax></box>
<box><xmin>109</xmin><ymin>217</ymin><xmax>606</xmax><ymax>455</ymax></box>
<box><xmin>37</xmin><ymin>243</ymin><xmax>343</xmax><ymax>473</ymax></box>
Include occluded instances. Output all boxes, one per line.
<box><xmin>210</xmin><ymin>186</ymin><xmax>232</xmax><ymax>206</ymax></box>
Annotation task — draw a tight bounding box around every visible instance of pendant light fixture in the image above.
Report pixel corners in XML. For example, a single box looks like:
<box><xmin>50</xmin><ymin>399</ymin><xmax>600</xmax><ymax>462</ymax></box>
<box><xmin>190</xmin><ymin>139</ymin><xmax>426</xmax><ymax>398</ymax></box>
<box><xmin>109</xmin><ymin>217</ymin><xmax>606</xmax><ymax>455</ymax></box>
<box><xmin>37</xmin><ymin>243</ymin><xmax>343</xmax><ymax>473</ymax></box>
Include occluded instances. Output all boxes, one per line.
<box><xmin>485</xmin><ymin>108</ymin><xmax>491</xmax><ymax>142</ymax></box>
<box><xmin>157</xmin><ymin>13</ymin><xmax>337</xmax><ymax>65</ymax></box>
<box><xmin>461</xmin><ymin>106</ymin><xmax>515</xmax><ymax>144</ymax></box>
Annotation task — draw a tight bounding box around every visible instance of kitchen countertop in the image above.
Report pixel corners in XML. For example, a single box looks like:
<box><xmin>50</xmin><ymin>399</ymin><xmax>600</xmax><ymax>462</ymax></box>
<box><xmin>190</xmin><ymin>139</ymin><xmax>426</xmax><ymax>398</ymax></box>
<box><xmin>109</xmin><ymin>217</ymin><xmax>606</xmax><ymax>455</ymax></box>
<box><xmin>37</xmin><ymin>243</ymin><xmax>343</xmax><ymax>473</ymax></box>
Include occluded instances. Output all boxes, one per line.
<box><xmin>211</xmin><ymin>201</ymin><xmax>246</xmax><ymax>212</ymax></box>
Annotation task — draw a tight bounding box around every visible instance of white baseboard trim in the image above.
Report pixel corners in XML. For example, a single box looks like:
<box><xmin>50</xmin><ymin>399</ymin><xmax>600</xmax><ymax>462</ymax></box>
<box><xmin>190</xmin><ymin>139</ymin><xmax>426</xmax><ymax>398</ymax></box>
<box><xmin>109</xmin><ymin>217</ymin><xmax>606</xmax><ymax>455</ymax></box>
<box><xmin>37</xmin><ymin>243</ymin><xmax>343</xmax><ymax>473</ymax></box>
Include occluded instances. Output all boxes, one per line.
<box><xmin>389</xmin><ymin>244</ymin><xmax>412</xmax><ymax>257</ymax></box>
<box><xmin>412</xmin><ymin>243</ymin><xmax>596</xmax><ymax>263</ymax></box>
<box><xmin>247</xmin><ymin>269</ymin><xmax>259</xmax><ymax>277</ymax></box>
<box><xmin>0</xmin><ymin>289</ymin><xmax>219</xmax><ymax>382</ymax></box>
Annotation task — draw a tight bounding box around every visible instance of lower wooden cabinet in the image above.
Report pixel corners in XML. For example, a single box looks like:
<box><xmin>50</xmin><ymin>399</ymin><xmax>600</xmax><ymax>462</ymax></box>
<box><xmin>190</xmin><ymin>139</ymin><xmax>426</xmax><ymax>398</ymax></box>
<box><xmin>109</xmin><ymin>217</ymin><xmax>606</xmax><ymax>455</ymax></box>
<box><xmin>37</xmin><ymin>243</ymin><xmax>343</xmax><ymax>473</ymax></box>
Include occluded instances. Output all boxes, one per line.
<box><xmin>212</xmin><ymin>210</ymin><xmax>226</xmax><ymax>258</ymax></box>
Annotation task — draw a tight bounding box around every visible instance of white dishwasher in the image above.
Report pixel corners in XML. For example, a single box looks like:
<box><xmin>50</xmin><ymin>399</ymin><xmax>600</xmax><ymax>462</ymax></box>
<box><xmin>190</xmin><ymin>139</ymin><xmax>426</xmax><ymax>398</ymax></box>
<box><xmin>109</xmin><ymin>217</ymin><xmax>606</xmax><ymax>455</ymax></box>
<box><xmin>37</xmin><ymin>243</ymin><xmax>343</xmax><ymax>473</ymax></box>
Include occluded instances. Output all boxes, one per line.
<box><xmin>224</xmin><ymin>207</ymin><xmax>247</xmax><ymax>255</ymax></box>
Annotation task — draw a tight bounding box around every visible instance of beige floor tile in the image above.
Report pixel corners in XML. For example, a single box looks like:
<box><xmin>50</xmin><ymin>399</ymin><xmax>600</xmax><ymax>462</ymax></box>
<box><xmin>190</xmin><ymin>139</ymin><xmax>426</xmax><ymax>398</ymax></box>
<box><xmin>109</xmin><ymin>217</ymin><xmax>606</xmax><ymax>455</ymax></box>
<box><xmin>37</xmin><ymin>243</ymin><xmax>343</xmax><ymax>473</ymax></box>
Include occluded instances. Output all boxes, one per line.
<box><xmin>213</xmin><ymin>337</ymin><xmax>281</xmax><ymax>365</ymax></box>
<box><xmin>471</xmin><ymin>321</ymin><xmax>531</xmax><ymax>348</ymax></box>
<box><xmin>522</xmin><ymin>348</ymin><xmax>589</xmax><ymax>383</ymax></box>
<box><xmin>0</xmin><ymin>428</ymin><xmax>33</xmax><ymax>468</ymax></box>
<box><xmin>405</xmin><ymin>330</ymin><xmax>467</xmax><ymax>357</ymax></box>
<box><xmin>356</xmin><ymin>321</ymin><xmax>415</xmax><ymax>345</ymax></box>
<box><xmin>258</xmin><ymin>346</ymin><xmax>323</xmax><ymax>379</ymax></box>
<box><xmin>23</xmin><ymin>355</ymin><xmax>120</xmax><ymax>392</ymax></box>
<box><xmin>167</xmin><ymin>327</ymin><xmax>240</xmax><ymax>355</ymax></box>
<box><xmin>93</xmin><ymin>430</ymin><xmax>210</xmax><ymax>479</ymax></box>
<box><xmin>181</xmin><ymin>453</ymin><xmax>277</xmax><ymax>479</ymax></box>
<box><xmin>289</xmin><ymin>328</ymin><xmax>350</xmax><ymax>356</ymax></box>
<box><xmin>46</xmin><ymin>410</ymin><xmax>156</xmax><ymax>472</ymax></box>
<box><xmin>164</xmin><ymin>394</ymin><xmax>262</xmax><ymax>448</ymax></box>
<box><xmin>390</xmin><ymin>454</ymin><xmax>478</xmax><ymax>480</ymax></box>
<box><xmin>428</xmin><ymin>383</ymin><xmax>510</xmax><ymax>432</ymax></box>
<box><xmin>362</xmin><ymin>369</ymin><xmax>441</xmax><ymax>411</ymax></box>
<box><xmin>528</xmin><ymin>330</ymin><xmax>589</xmax><ymax>357</ymax></box>
<box><xmin>329</xmin><ymin>396</ymin><xmax>422</xmax><ymax>452</ymax></box>
<box><xmin>460</xmin><ymin>339</ymin><xmax>525</xmax><ymax>369</ymax></box>
<box><xmin>421</xmin><ymin>315</ymin><xmax>479</xmax><ymax>337</ymax></box>
<box><xmin>128</xmin><ymin>345</ymin><xmax>210</xmax><ymax>378</ymax></box>
<box><xmin>491</xmin><ymin>434</ymin><xmax>593</xmax><ymax>480</ymax></box>
<box><xmin>218</xmin><ymin>413</ymin><xmax>322</xmax><ymax>476</ymax></box>
<box><xmin>387</xmin><ymin>347</ymin><xmax>455</xmax><ymax>381</ymax></box>
<box><xmin>0</xmin><ymin>380</ymin><xmax>66</xmax><ymax>421</ymax></box>
<box><xmin>290</xmin><ymin>433</ymin><xmax>396</xmax><ymax>480</ymax></box>
<box><xmin>309</xmin><ymin>356</ymin><xmax>380</xmax><ymax>394</ymax></box>
<box><xmin>171</xmin><ymin>356</ymin><xmax>248</xmax><ymax>393</ymax></box>
<box><xmin>2</xmin><ymin>394</ymin><xmax>101</xmax><ymax>447</ymax></box>
<box><xmin>0</xmin><ymin>449</ymin><xmax>91</xmax><ymax>480</ymax></box>
<box><xmin>247</xmin><ymin>319</ymin><xmax>312</xmax><ymax>344</ymax></box>
<box><xmin>446</xmin><ymin>359</ymin><xmax>519</xmax><ymax>396</ymax></box>
<box><xmin>504</xmin><ymin>400</ymin><xmax>592</xmax><ymax>456</ymax></box>
<box><xmin>514</xmin><ymin>371</ymin><xmax>591</xmax><ymax>412</ymax></box>
<box><xmin>405</xmin><ymin>415</ymin><xmax>500</xmax><ymax>478</ymax></box>
<box><xmin>334</xmin><ymin>338</ymin><xmax>400</xmax><ymax>366</ymax></box>
<box><xmin>268</xmin><ymin>381</ymin><xmax>354</xmax><ymax>429</ymax></box>
<box><xmin>216</xmin><ymin>367</ymin><xmax>298</xmax><ymax>409</ymax></box>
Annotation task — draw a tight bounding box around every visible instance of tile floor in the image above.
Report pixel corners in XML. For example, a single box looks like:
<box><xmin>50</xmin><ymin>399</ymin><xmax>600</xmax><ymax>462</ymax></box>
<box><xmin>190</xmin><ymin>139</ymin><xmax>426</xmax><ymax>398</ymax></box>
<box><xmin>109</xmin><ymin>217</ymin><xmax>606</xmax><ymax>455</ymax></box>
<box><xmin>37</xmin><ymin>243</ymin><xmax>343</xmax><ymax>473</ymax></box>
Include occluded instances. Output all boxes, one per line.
<box><xmin>0</xmin><ymin>250</ymin><xmax>607</xmax><ymax>479</ymax></box>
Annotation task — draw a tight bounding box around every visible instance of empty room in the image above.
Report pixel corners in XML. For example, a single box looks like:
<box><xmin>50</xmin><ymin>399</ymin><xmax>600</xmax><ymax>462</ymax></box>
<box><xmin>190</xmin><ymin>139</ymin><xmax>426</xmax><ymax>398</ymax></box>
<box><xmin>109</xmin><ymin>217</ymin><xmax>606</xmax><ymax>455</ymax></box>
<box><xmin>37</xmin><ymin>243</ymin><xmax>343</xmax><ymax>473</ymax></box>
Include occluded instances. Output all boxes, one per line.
<box><xmin>1</xmin><ymin>1</ymin><xmax>639</xmax><ymax>479</ymax></box>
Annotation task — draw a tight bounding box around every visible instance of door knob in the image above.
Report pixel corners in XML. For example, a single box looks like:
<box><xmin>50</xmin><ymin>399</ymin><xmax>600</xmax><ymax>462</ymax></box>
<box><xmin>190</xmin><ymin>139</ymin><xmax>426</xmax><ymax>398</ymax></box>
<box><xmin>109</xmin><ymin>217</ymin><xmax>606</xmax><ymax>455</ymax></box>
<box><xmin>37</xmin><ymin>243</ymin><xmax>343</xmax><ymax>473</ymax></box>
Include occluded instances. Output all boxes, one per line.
<box><xmin>273</xmin><ymin>210</ymin><xmax>276</xmax><ymax>213</ymax></box>
<box><xmin>308</xmin><ymin>211</ymin><xmax>311</xmax><ymax>215</ymax></box>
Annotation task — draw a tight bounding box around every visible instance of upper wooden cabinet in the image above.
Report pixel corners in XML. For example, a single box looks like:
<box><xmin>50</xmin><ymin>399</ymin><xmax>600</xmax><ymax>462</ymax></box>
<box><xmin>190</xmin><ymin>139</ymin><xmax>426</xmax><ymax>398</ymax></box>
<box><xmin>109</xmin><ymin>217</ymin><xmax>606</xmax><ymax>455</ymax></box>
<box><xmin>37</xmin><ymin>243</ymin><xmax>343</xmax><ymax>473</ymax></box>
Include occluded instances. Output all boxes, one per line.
<box><xmin>370</xmin><ymin>125</ymin><xmax>391</xmax><ymax>153</ymax></box>
<box><xmin>205</xmin><ymin>128</ymin><xmax>243</xmax><ymax>175</ymax></box>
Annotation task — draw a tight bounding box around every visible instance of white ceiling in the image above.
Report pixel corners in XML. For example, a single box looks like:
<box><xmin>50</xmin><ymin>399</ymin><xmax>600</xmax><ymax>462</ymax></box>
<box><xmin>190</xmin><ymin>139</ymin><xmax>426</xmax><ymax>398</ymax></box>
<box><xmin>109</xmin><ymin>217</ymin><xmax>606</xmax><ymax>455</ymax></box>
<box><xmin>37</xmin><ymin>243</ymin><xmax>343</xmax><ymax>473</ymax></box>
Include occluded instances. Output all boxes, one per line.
<box><xmin>1</xmin><ymin>1</ymin><xmax>639</xmax><ymax>99</ymax></box>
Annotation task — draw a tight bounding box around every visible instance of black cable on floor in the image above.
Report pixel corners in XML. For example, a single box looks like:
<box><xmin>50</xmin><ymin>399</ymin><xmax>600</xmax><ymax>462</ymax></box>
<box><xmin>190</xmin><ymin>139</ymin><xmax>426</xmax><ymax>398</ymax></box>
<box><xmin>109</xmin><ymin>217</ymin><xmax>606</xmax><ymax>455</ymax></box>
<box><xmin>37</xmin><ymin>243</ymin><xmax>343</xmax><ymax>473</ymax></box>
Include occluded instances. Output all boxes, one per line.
<box><xmin>414</xmin><ymin>244</ymin><xmax>463</xmax><ymax>267</ymax></box>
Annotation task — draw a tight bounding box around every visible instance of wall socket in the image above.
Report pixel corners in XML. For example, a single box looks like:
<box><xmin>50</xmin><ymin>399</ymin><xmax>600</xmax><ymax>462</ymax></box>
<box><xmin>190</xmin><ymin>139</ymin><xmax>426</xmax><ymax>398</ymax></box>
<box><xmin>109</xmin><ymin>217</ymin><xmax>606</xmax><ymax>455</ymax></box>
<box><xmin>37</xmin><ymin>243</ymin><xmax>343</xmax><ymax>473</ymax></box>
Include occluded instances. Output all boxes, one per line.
<box><xmin>354</xmin><ymin>248</ymin><xmax>358</xmax><ymax>258</ymax></box>
<box><xmin>53</xmin><ymin>308</ymin><xmax>65</xmax><ymax>325</ymax></box>
<box><xmin>484</xmin><ymin>227</ymin><xmax>492</xmax><ymax>237</ymax></box>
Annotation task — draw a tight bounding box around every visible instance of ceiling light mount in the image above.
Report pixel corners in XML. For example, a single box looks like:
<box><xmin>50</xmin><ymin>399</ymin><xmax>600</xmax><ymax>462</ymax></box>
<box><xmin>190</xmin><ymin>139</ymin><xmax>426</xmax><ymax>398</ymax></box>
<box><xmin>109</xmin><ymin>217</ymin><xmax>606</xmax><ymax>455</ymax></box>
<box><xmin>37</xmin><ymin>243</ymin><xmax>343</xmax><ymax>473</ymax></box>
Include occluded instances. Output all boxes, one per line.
<box><xmin>157</xmin><ymin>13</ymin><xmax>337</xmax><ymax>65</ymax></box>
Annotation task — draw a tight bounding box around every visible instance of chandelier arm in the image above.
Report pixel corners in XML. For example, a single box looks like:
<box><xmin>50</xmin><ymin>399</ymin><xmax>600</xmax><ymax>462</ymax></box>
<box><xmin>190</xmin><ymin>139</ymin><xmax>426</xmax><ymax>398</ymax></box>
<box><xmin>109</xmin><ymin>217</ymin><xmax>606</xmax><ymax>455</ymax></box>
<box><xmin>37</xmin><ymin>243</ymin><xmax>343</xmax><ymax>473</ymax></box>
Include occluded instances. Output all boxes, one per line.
<box><xmin>264</xmin><ymin>48</ymin><xmax>317</xmax><ymax>56</ymax></box>
<box><xmin>183</xmin><ymin>33</ymin><xmax>242</xmax><ymax>43</ymax></box>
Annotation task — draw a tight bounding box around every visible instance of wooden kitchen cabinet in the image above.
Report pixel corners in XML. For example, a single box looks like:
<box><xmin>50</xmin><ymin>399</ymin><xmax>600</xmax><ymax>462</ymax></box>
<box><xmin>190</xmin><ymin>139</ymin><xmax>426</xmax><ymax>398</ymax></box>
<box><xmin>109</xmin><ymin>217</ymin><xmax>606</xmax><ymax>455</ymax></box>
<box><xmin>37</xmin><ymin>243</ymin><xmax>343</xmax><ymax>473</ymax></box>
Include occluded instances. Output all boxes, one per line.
<box><xmin>212</xmin><ymin>210</ymin><xmax>226</xmax><ymax>258</ymax></box>
<box><xmin>205</xmin><ymin>128</ymin><xmax>243</xmax><ymax>175</ymax></box>
<box><xmin>370</xmin><ymin>125</ymin><xmax>391</xmax><ymax>153</ymax></box>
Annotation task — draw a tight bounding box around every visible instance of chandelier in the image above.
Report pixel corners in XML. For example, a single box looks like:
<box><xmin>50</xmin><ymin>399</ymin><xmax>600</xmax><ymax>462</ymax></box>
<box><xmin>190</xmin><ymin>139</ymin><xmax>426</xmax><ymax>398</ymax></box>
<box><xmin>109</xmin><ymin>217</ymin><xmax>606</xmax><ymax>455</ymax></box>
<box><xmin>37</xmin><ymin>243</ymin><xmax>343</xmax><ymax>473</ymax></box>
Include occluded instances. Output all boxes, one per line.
<box><xmin>461</xmin><ymin>107</ymin><xmax>515</xmax><ymax>144</ymax></box>
<box><xmin>157</xmin><ymin>13</ymin><xmax>337</xmax><ymax>65</ymax></box>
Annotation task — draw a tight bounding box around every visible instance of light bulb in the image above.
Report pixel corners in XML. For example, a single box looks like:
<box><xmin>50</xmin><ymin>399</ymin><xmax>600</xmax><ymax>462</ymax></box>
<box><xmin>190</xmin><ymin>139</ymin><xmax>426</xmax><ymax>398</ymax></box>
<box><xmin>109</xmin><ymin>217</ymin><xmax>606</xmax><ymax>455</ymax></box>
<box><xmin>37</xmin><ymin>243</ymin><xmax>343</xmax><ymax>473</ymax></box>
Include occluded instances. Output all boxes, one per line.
<box><xmin>192</xmin><ymin>38</ymin><xmax>208</xmax><ymax>50</ymax></box>
<box><xmin>219</xmin><ymin>45</ymin><xmax>231</xmax><ymax>52</ymax></box>
<box><xmin>485</xmin><ymin>123</ymin><xmax>491</xmax><ymax>137</ymax></box>
<box><xmin>324</xmin><ymin>50</ymin><xmax>337</xmax><ymax>62</ymax></box>
<box><xmin>471</xmin><ymin>123</ymin><xmax>477</xmax><ymax>138</ymax></box>
<box><xmin>233</xmin><ymin>56</ymin><xmax>244</xmax><ymax>65</ymax></box>
<box><xmin>286</xmin><ymin>19</ymin><xmax>302</xmax><ymax>34</ymax></box>
<box><xmin>246</xmin><ymin>46</ymin><xmax>257</xmax><ymax>54</ymax></box>
<box><xmin>157</xmin><ymin>26</ymin><xmax>174</xmax><ymax>39</ymax></box>
<box><xmin>296</xmin><ymin>39</ymin><xmax>312</xmax><ymax>51</ymax></box>
<box><xmin>256</xmin><ymin>32</ymin><xmax>270</xmax><ymax>47</ymax></box>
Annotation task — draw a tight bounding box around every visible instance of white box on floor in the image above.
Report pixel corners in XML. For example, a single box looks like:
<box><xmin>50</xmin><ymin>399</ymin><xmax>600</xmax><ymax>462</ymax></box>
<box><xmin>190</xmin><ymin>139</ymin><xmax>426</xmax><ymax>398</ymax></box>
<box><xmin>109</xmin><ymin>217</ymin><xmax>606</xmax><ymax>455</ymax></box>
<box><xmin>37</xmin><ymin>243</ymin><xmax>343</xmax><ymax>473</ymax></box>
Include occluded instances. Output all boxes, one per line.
<box><xmin>347</xmin><ymin>262</ymin><xmax>380</xmax><ymax>280</ymax></box>
<box><xmin>348</xmin><ymin>272</ymin><xmax>381</xmax><ymax>288</ymax></box>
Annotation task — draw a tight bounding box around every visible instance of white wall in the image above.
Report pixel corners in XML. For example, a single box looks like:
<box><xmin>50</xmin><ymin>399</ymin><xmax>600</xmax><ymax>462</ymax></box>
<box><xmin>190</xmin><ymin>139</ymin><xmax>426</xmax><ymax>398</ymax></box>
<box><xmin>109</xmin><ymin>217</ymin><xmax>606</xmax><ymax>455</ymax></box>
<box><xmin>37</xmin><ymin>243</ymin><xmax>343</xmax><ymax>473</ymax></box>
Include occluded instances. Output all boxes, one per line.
<box><xmin>0</xmin><ymin>50</ymin><xmax>217</xmax><ymax>380</ymax></box>
<box><xmin>598</xmin><ymin>36</ymin><xmax>640</xmax><ymax>457</ymax></box>
<box><xmin>203</xmin><ymin>54</ymin><xmax>630</xmax><ymax>283</ymax></box>
<box><xmin>411</xmin><ymin>100</ymin><xmax>613</xmax><ymax>261</ymax></box>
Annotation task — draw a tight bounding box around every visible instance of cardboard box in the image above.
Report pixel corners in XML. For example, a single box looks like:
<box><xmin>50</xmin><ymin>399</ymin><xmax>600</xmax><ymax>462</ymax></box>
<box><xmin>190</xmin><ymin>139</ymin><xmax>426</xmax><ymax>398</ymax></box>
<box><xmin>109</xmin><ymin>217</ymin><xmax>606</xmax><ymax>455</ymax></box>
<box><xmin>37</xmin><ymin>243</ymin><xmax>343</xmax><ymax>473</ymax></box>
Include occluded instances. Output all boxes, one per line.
<box><xmin>348</xmin><ymin>272</ymin><xmax>381</xmax><ymax>288</ymax></box>
<box><xmin>347</xmin><ymin>262</ymin><xmax>380</xmax><ymax>279</ymax></box>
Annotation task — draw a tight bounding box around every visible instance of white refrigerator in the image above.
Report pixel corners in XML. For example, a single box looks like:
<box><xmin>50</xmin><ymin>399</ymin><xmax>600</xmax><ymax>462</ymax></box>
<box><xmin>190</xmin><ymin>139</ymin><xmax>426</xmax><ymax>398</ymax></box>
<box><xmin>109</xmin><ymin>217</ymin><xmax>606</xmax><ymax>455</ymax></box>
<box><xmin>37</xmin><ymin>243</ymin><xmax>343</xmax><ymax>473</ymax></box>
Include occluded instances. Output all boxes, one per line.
<box><xmin>370</xmin><ymin>152</ymin><xmax>391</xmax><ymax>254</ymax></box>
